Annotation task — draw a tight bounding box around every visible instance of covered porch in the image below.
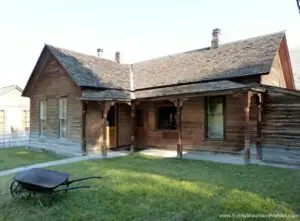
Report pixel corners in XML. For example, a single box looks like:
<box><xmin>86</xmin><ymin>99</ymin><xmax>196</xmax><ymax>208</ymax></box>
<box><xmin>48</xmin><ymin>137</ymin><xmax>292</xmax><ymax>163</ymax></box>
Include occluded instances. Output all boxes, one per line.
<box><xmin>80</xmin><ymin>80</ymin><xmax>266</xmax><ymax>164</ymax></box>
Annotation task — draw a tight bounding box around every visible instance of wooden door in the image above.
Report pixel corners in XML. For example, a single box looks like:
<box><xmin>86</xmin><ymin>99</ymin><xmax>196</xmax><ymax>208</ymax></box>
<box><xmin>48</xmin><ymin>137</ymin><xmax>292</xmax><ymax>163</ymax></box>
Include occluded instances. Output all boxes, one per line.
<box><xmin>106</xmin><ymin>106</ymin><xmax>117</xmax><ymax>148</ymax></box>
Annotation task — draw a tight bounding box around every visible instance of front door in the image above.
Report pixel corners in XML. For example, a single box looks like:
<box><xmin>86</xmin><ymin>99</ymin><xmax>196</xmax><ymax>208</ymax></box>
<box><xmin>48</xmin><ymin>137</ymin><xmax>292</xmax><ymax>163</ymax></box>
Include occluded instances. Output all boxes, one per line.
<box><xmin>106</xmin><ymin>106</ymin><xmax>117</xmax><ymax>148</ymax></box>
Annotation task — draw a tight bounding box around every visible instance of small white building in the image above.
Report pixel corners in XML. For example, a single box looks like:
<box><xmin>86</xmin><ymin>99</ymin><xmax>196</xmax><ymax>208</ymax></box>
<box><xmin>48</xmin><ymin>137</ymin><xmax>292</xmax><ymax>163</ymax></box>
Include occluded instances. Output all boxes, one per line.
<box><xmin>0</xmin><ymin>85</ymin><xmax>30</xmax><ymax>146</ymax></box>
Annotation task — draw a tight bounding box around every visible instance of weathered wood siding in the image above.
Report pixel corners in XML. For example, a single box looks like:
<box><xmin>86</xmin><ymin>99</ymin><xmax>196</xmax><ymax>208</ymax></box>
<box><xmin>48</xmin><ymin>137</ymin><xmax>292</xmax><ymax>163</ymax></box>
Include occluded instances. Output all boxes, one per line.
<box><xmin>85</xmin><ymin>102</ymin><xmax>132</xmax><ymax>153</ymax></box>
<box><xmin>262</xmin><ymin>90</ymin><xmax>300</xmax><ymax>149</ymax></box>
<box><xmin>85</xmin><ymin>102</ymin><xmax>103</xmax><ymax>153</ymax></box>
<box><xmin>27</xmin><ymin>54</ymin><xmax>82</xmax><ymax>155</ymax></box>
<box><xmin>118</xmin><ymin>103</ymin><xmax>131</xmax><ymax>146</ymax></box>
<box><xmin>136</xmin><ymin>94</ymin><xmax>257</xmax><ymax>152</ymax></box>
<box><xmin>261</xmin><ymin>51</ymin><xmax>286</xmax><ymax>88</ymax></box>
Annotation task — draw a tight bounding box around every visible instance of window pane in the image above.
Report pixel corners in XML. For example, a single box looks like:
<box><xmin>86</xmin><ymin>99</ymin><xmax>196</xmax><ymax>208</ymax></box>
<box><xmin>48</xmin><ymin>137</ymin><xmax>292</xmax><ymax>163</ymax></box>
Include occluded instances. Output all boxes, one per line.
<box><xmin>59</xmin><ymin>98</ymin><xmax>67</xmax><ymax>119</ymax></box>
<box><xmin>40</xmin><ymin>119</ymin><xmax>45</xmax><ymax>137</ymax></box>
<box><xmin>207</xmin><ymin>115</ymin><xmax>224</xmax><ymax>139</ymax></box>
<box><xmin>40</xmin><ymin>101</ymin><xmax>47</xmax><ymax>119</ymax></box>
<box><xmin>157</xmin><ymin>106</ymin><xmax>177</xmax><ymax>130</ymax></box>
<box><xmin>23</xmin><ymin>110</ymin><xmax>30</xmax><ymax>130</ymax></box>
<box><xmin>60</xmin><ymin>119</ymin><xmax>67</xmax><ymax>138</ymax></box>
<box><xmin>208</xmin><ymin>97</ymin><xmax>223</xmax><ymax>115</ymax></box>
<box><xmin>0</xmin><ymin>110</ymin><xmax>5</xmax><ymax>123</ymax></box>
<box><xmin>0</xmin><ymin>123</ymin><xmax>4</xmax><ymax>134</ymax></box>
<box><xmin>0</xmin><ymin>111</ymin><xmax>5</xmax><ymax>134</ymax></box>
<box><xmin>206</xmin><ymin>96</ymin><xmax>224</xmax><ymax>139</ymax></box>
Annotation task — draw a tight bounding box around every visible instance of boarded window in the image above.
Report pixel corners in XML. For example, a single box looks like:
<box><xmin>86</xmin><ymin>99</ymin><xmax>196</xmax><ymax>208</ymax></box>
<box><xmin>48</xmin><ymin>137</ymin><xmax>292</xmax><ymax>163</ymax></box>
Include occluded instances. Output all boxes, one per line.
<box><xmin>22</xmin><ymin>110</ymin><xmax>30</xmax><ymax>132</ymax></box>
<box><xmin>157</xmin><ymin>106</ymin><xmax>177</xmax><ymax>130</ymax></box>
<box><xmin>206</xmin><ymin>96</ymin><xmax>224</xmax><ymax>139</ymax></box>
<box><xmin>59</xmin><ymin>97</ymin><xmax>67</xmax><ymax>138</ymax></box>
<box><xmin>136</xmin><ymin>109</ymin><xmax>144</xmax><ymax>127</ymax></box>
<box><xmin>0</xmin><ymin>110</ymin><xmax>5</xmax><ymax>134</ymax></box>
<box><xmin>39</xmin><ymin>100</ymin><xmax>47</xmax><ymax>137</ymax></box>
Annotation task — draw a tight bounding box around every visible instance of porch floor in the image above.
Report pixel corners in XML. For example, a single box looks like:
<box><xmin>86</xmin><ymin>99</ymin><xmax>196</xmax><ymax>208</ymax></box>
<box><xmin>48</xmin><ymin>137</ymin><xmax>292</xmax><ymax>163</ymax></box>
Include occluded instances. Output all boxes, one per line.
<box><xmin>138</xmin><ymin>148</ymin><xmax>300</xmax><ymax>169</ymax></box>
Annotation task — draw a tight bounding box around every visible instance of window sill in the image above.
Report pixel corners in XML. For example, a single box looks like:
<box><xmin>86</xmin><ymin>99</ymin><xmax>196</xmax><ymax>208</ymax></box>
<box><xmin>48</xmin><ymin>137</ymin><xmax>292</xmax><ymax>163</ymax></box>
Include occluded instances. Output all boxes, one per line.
<box><xmin>154</xmin><ymin>129</ymin><xmax>178</xmax><ymax>132</ymax></box>
<box><xmin>204</xmin><ymin>138</ymin><xmax>225</xmax><ymax>141</ymax></box>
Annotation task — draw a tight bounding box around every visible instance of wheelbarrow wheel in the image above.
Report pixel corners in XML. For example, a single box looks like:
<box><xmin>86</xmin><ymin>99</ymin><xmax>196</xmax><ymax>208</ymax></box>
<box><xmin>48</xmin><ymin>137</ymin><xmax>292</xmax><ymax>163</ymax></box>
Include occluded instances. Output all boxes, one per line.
<box><xmin>10</xmin><ymin>181</ymin><xmax>31</xmax><ymax>200</ymax></box>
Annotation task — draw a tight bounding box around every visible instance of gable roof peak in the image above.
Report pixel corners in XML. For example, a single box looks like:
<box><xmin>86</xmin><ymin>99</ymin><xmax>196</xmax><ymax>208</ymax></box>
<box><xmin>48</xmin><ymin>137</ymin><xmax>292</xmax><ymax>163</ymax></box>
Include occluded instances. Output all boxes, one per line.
<box><xmin>0</xmin><ymin>85</ymin><xmax>23</xmax><ymax>96</ymax></box>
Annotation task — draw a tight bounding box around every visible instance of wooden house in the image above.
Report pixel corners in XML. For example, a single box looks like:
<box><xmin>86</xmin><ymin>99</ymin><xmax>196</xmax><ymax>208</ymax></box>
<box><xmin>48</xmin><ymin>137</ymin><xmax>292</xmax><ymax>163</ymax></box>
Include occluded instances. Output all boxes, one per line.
<box><xmin>22</xmin><ymin>29</ymin><xmax>300</xmax><ymax>163</ymax></box>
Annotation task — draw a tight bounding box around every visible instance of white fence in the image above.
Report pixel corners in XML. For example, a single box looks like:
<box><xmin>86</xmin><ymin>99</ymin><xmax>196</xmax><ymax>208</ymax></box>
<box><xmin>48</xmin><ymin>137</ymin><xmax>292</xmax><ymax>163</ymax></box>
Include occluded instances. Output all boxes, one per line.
<box><xmin>0</xmin><ymin>132</ymin><xmax>82</xmax><ymax>156</ymax></box>
<box><xmin>0</xmin><ymin>132</ymin><xmax>29</xmax><ymax>148</ymax></box>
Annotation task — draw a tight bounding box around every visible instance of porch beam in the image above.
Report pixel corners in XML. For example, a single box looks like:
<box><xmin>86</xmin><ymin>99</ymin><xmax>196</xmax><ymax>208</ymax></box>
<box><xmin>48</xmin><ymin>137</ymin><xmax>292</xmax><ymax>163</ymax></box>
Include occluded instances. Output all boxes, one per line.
<box><xmin>169</xmin><ymin>98</ymin><xmax>186</xmax><ymax>158</ymax></box>
<box><xmin>256</xmin><ymin>93</ymin><xmax>263</xmax><ymax>160</ymax></box>
<box><xmin>102</xmin><ymin>101</ymin><xmax>115</xmax><ymax>157</ymax></box>
<box><xmin>244</xmin><ymin>91</ymin><xmax>253</xmax><ymax>164</ymax></box>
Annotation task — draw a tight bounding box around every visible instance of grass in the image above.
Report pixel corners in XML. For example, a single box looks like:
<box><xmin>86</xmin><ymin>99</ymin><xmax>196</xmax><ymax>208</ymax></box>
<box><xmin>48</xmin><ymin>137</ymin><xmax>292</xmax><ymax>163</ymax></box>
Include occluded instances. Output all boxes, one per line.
<box><xmin>0</xmin><ymin>155</ymin><xmax>299</xmax><ymax>221</ymax></box>
<box><xmin>0</xmin><ymin>147</ymin><xmax>63</xmax><ymax>171</ymax></box>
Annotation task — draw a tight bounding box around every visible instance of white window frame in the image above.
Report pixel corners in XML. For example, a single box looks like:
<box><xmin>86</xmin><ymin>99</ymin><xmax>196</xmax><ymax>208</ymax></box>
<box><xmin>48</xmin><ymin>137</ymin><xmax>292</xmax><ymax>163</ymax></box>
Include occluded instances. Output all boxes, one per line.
<box><xmin>22</xmin><ymin>109</ymin><xmax>30</xmax><ymax>132</ymax></box>
<box><xmin>206</xmin><ymin>96</ymin><xmax>225</xmax><ymax>140</ymax></box>
<box><xmin>0</xmin><ymin>110</ymin><xmax>5</xmax><ymax>135</ymax></box>
<box><xmin>39</xmin><ymin>100</ymin><xmax>47</xmax><ymax>137</ymax></box>
<box><xmin>59</xmin><ymin>97</ymin><xmax>67</xmax><ymax>139</ymax></box>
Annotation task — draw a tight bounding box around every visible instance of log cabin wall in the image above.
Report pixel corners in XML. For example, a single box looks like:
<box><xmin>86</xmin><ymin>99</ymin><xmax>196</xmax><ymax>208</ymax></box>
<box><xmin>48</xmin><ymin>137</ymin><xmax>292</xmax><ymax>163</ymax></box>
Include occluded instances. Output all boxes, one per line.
<box><xmin>85</xmin><ymin>102</ymin><xmax>104</xmax><ymax>153</ymax></box>
<box><xmin>118</xmin><ymin>103</ymin><xmax>132</xmax><ymax>146</ymax></box>
<box><xmin>262</xmin><ymin>90</ymin><xmax>300</xmax><ymax>149</ymax></box>
<box><xmin>85</xmin><ymin>102</ymin><xmax>132</xmax><ymax>153</ymax></box>
<box><xmin>136</xmin><ymin>93</ymin><xmax>258</xmax><ymax>153</ymax></box>
<box><xmin>27</xmin><ymin>54</ymin><xmax>83</xmax><ymax>155</ymax></box>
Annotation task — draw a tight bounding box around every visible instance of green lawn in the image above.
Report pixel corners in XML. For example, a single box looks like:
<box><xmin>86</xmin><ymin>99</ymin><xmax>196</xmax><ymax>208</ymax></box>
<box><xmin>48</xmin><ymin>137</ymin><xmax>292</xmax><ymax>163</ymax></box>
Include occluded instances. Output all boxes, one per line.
<box><xmin>0</xmin><ymin>156</ymin><xmax>299</xmax><ymax>221</ymax></box>
<box><xmin>0</xmin><ymin>147</ymin><xmax>63</xmax><ymax>171</ymax></box>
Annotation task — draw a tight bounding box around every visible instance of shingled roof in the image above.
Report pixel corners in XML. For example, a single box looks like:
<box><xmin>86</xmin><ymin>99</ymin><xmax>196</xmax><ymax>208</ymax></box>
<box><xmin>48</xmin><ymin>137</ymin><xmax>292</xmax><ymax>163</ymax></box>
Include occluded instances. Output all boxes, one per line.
<box><xmin>133</xmin><ymin>31</ymin><xmax>284</xmax><ymax>89</ymax></box>
<box><xmin>47</xmin><ymin>45</ymin><xmax>131</xmax><ymax>90</ymax></box>
<box><xmin>24</xmin><ymin>31</ymin><xmax>285</xmax><ymax>100</ymax></box>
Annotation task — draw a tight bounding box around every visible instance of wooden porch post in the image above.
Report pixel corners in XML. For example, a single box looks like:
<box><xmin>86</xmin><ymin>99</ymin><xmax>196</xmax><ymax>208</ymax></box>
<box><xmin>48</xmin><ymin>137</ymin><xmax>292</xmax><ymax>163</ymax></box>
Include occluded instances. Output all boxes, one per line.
<box><xmin>81</xmin><ymin>101</ymin><xmax>87</xmax><ymax>155</ymax></box>
<box><xmin>244</xmin><ymin>91</ymin><xmax>253</xmax><ymax>164</ymax></box>
<box><xmin>102</xmin><ymin>101</ymin><xmax>115</xmax><ymax>157</ymax></box>
<box><xmin>170</xmin><ymin>98</ymin><xmax>185</xmax><ymax>158</ymax></box>
<box><xmin>130</xmin><ymin>102</ymin><xmax>138</xmax><ymax>154</ymax></box>
<box><xmin>256</xmin><ymin>94</ymin><xmax>263</xmax><ymax>160</ymax></box>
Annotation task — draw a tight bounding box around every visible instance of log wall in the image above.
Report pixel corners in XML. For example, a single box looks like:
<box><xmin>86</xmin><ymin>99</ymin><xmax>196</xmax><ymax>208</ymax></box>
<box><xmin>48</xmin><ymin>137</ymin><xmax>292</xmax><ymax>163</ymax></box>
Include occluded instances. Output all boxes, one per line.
<box><xmin>136</xmin><ymin>93</ymin><xmax>258</xmax><ymax>153</ymax></box>
<box><xmin>262</xmin><ymin>90</ymin><xmax>300</xmax><ymax>149</ymax></box>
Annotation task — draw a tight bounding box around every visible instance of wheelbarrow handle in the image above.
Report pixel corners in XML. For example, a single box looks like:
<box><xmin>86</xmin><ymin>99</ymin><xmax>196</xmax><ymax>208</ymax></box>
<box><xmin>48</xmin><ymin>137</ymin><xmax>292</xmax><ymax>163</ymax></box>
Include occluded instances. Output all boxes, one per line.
<box><xmin>55</xmin><ymin>185</ymin><xmax>91</xmax><ymax>192</ymax></box>
<box><xmin>66</xmin><ymin>176</ymin><xmax>102</xmax><ymax>185</ymax></box>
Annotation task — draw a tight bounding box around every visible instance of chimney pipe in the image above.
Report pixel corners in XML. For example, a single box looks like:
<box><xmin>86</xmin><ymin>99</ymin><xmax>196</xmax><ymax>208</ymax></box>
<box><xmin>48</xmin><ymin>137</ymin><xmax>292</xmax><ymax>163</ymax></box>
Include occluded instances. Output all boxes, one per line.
<box><xmin>115</xmin><ymin>51</ymin><xmax>120</xmax><ymax>63</ymax></box>
<box><xmin>211</xmin><ymin>28</ymin><xmax>221</xmax><ymax>49</ymax></box>
<box><xmin>97</xmin><ymin>48</ymin><xmax>103</xmax><ymax>57</ymax></box>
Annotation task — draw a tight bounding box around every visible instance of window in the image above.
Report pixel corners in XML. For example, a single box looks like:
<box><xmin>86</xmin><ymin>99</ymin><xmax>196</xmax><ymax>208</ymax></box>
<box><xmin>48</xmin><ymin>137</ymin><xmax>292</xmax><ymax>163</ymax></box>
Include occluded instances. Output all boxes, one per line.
<box><xmin>39</xmin><ymin>100</ymin><xmax>47</xmax><ymax>137</ymax></box>
<box><xmin>136</xmin><ymin>109</ymin><xmax>144</xmax><ymax>127</ymax></box>
<box><xmin>59</xmin><ymin>97</ymin><xmax>67</xmax><ymax>138</ymax></box>
<box><xmin>22</xmin><ymin>110</ymin><xmax>30</xmax><ymax>132</ymax></box>
<box><xmin>0</xmin><ymin>110</ymin><xmax>5</xmax><ymax>134</ymax></box>
<box><xmin>206</xmin><ymin>96</ymin><xmax>225</xmax><ymax>139</ymax></box>
<box><xmin>157</xmin><ymin>106</ymin><xmax>177</xmax><ymax>130</ymax></box>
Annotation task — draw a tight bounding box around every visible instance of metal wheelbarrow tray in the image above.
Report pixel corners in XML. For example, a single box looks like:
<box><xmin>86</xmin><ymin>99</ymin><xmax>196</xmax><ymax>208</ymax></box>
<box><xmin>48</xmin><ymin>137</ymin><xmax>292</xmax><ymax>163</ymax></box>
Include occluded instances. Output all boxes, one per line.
<box><xmin>10</xmin><ymin>168</ymin><xmax>101</xmax><ymax>200</ymax></box>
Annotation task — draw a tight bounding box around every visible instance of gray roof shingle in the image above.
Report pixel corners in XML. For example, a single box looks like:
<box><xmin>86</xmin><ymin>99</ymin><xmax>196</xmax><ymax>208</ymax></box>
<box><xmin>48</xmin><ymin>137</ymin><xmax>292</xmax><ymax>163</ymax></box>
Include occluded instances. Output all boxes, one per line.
<box><xmin>45</xmin><ymin>31</ymin><xmax>284</xmax><ymax>100</ymax></box>
<box><xmin>133</xmin><ymin>31</ymin><xmax>284</xmax><ymax>89</ymax></box>
<box><xmin>47</xmin><ymin>45</ymin><xmax>131</xmax><ymax>90</ymax></box>
<box><xmin>81</xmin><ymin>89</ymin><xmax>132</xmax><ymax>101</ymax></box>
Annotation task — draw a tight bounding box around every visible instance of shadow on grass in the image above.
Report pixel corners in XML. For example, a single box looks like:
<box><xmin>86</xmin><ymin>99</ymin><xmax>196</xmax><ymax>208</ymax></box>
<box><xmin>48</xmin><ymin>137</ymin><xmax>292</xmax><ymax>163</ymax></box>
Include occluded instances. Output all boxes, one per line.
<box><xmin>0</xmin><ymin>155</ymin><xmax>299</xmax><ymax>221</ymax></box>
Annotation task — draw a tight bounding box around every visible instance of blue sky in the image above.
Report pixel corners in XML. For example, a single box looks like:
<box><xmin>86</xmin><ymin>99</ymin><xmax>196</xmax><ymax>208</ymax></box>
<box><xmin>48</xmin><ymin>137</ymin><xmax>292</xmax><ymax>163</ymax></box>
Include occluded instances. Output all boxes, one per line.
<box><xmin>0</xmin><ymin>0</ymin><xmax>299</xmax><ymax>88</ymax></box>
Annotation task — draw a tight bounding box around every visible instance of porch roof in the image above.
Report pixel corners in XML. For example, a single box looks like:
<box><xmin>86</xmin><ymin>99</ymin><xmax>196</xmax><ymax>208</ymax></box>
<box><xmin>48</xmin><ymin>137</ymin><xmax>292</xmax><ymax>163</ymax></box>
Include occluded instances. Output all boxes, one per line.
<box><xmin>134</xmin><ymin>80</ymin><xmax>265</xmax><ymax>100</ymax></box>
<box><xmin>80</xmin><ymin>89</ymin><xmax>132</xmax><ymax>101</ymax></box>
<box><xmin>79</xmin><ymin>80</ymin><xmax>265</xmax><ymax>101</ymax></box>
